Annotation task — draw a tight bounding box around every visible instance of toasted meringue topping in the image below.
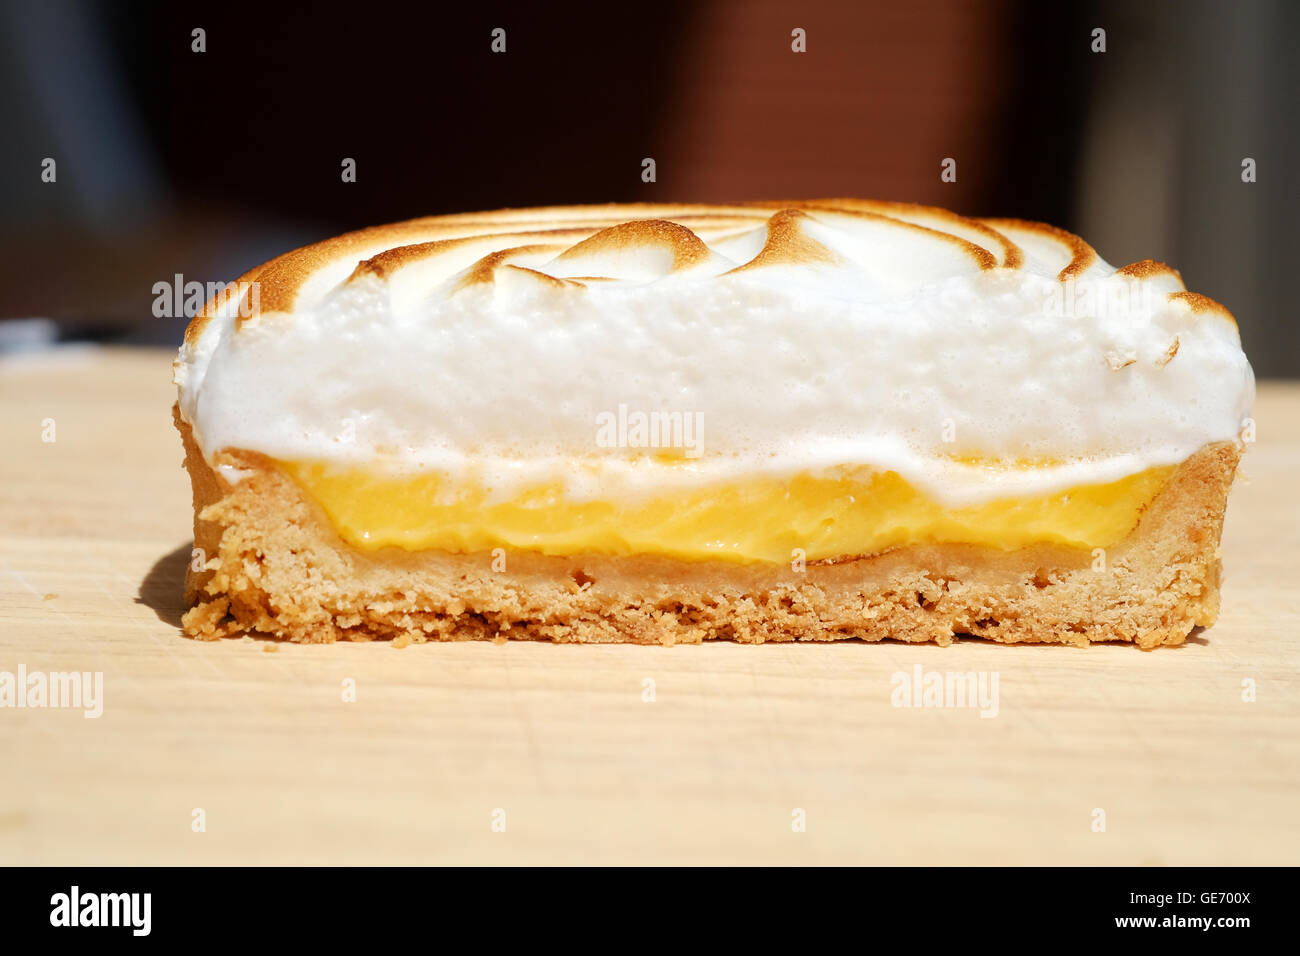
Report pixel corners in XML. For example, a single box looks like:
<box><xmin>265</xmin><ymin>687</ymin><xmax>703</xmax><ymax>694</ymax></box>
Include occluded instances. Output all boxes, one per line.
<box><xmin>175</xmin><ymin>200</ymin><xmax>1254</xmax><ymax>506</ymax></box>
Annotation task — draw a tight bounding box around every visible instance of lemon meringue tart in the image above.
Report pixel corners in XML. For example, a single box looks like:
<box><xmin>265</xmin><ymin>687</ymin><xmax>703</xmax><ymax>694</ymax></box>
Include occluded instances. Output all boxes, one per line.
<box><xmin>173</xmin><ymin>200</ymin><xmax>1254</xmax><ymax>648</ymax></box>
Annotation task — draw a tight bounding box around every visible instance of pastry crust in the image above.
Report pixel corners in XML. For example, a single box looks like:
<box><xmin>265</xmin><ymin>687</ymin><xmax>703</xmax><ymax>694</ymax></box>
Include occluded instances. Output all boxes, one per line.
<box><xmin>175</xmin><ymin>407</ymin><xmax>1241</xmax><ymax>650</ymax></box>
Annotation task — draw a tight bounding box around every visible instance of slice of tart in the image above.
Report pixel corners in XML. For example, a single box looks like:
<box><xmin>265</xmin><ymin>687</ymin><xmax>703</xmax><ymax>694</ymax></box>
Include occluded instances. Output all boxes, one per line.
<box><xmin>173</xmin><ymin>200</ymin><xmax>1254</xmax><ymax>648</ymax></box>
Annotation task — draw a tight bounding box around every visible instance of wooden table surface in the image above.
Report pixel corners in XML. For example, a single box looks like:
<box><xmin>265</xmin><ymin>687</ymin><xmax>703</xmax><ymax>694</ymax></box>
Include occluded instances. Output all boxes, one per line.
<box><xmin>1</xmin><ymin>347</ymin><xmax>1297</xmax><ymax>866</ymax></box>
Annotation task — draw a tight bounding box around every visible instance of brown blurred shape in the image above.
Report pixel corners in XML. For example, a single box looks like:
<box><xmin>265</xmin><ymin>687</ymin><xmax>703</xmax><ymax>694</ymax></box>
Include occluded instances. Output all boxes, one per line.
<box><xmin>657</xmin><ymin>0</ymin><xmax>1013</xmax><ymax>208</ymax></box>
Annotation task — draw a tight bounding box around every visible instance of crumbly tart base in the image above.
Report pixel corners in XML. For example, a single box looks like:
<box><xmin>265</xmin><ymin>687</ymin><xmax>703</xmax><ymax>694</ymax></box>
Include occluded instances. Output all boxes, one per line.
<box><xmin>175</xmin><ymin>409</ymin><xmax>1241</xmax><ymax>649</ymax></box>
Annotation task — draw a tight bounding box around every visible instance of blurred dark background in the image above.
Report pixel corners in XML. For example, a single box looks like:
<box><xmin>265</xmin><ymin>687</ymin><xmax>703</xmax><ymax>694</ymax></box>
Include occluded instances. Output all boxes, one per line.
<box><xmin>1</xmin><ymin>0</ymin><xmax>1296</xmax><ymax>374</ymax></box>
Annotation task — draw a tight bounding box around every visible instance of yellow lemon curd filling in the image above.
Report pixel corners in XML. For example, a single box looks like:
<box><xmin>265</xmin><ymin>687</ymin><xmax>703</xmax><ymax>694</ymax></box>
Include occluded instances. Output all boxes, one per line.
<box><xmin>279</xmin><ymin>459</ymin><xmax>1174</xmax><ymax>564</ymax></box>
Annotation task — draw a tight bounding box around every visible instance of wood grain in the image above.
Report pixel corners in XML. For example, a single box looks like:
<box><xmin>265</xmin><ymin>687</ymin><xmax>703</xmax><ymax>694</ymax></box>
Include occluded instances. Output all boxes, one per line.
<box><xmin>1</xmin><ymin>347</ymin><xmax>1297</xmax><ymax>865</ymax></box>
